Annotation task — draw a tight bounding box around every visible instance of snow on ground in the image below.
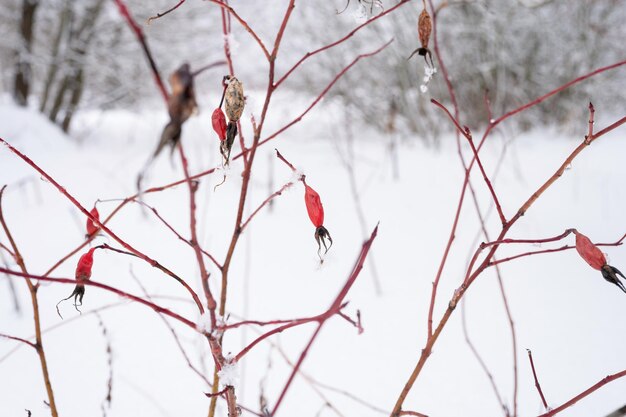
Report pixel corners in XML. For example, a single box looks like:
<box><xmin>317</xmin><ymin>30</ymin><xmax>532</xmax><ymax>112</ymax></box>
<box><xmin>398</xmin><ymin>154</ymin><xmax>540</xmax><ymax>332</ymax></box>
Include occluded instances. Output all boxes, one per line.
<box><xmin>1</xmin><ymin>94</ymin><xmax>626</xmax><ymax>417</ymax></box>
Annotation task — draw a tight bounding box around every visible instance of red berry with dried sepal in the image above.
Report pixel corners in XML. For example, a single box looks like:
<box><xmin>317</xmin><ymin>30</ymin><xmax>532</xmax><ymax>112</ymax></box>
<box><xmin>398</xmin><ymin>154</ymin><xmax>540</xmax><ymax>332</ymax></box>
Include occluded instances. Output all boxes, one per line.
<box><xmin>304</xmin><ymin>181</ymin><xmax>332</xmax><ymax>260</ymax></box>
<box><xmin>56</xmin><ymin>247</ymin><xmax>98</xmax><ymax>318</ymax></box>
<box><xmin>86</xmin><ymin>206</ymin><xmax>100</xmax><ymax>237</ymax></box>
<box><xmin>212</xmin><ymin>108</ymin><xmax>227</xmax><ymax>142</ymax></box>
<box><xmin>575</xmin><ymin>230</ymin><xmax>626</xmax><ymax>293</ymax></box>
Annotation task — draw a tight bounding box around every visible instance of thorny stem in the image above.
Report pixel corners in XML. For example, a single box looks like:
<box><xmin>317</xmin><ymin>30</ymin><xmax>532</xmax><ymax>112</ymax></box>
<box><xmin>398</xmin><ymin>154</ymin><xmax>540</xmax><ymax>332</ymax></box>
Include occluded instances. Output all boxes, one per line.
<box><xmin>0</xmin><ymin>137</ymin><xmax>206</xmax><ymax>313</ymax></box>
<box><xmin>527</xmin><ymin>349</ymin><xmax>549</xmax><ymax>410</ymax></box>
<box><xmin>0</xmin><ymin>186</ymin><xmax>59</xmax><ymax>417</ymax></box>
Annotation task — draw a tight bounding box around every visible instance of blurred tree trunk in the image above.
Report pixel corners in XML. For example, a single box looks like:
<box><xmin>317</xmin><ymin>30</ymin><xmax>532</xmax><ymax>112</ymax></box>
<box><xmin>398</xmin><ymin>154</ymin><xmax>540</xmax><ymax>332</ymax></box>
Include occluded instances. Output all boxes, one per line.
<box><xmin>13</xmin><ymin>0</ymin><xmax>40</xmax><ymax>106</ymax></box>
<box><xmin>40</xmin><ymin>1</ymin><xmax>72</xmax><ymax>113</ymax></box>
<box><xmin>47</xmin><ymin>0</ymin><xmax>104</xmax><ymax>132</ymax></box>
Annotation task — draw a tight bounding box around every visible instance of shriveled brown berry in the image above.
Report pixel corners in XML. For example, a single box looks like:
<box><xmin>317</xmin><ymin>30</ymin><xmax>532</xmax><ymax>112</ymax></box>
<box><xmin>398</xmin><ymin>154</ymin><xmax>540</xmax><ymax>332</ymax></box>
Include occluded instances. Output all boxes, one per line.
<box><xmin>224</xmin><ymin>76</ymin><xmax>245</xmax><ymax>123</ymax></box>
<box><xmin>418</xmin><ymin>8</ymin><xmax>431</xmax><ymax>50</ymax></box>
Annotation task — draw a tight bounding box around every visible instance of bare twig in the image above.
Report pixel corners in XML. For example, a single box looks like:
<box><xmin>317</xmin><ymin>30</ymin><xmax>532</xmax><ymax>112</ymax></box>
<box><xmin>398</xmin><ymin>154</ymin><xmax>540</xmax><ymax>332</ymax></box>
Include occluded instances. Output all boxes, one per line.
<box><xmin>0</xmin><ymin>186</ymin><xmax>59</xmax><ymax>417</ymax></box>
<box><xmin>537</xmin><ymin>370</ymin><xmax>626</xmax><ymax>417</ymax></box>
<box><xmin>147</xmin><ymin>0</ymin><xmax>186</xmax><ymax>24</ymax></box>
<box><xmin>272</xmin><ymin>225</ymin><xmax>378</xmax><ymax>415</ymax></box>
<box><xmin>526</xmin><ymin>349</ymin><xmax>549</xmax><ymax>410</ymax></box>
<box><xmin>0</xmin><ymin>333</ymin><xmax>37</xmax><ymax>349</ymax></box>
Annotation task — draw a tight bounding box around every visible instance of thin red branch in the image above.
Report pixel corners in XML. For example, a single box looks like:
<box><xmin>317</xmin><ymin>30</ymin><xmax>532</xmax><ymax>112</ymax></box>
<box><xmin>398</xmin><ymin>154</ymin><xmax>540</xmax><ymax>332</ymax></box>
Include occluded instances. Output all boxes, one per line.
<box><xmin>205</xmin><ymin>386</ymin><xmax>229</xmax><ymax>398</ymax></box>
<box><xmin>240</xmin><ymin>180</ymin><xmax>297</xmax><ymax>231</ymax></box>
<box><xmin>465</xmin><ymin>178</ymin><xmax>514</xmax><ymax>417</ymax></box>
<box><xmin>487</xmin><ymin>232</ymin><xmax>626</xmax><ymax>267</ymax></box>
<box><xmin>126</xmin><ymin>198</ymin><xmax>222</xmax><ymax>269</ymax></box>
<box><xmin>481</xmin><ymin>229</ymin><xmax>575</xmax><ymax>249</ymax></box>
<box><xmin>0</xmin><ymin>333</ymin><xmax>37</xmax><ymax>349</ymax></box>
<box><xmin>0</xmin><ymin>266</ymin><xmax>197</xmax><ymax>329</ymax></box>
<box><xmin>489</xmin><ymin>246</ymin><xmax>571</xmax><ymax>267</ymax></box>
<box><xmin>235</xmin><ymin>317</ymin><xmax>319</xmax><ymax>362</ymax></box>
<box><xmin>178</xmin><ymin>144</ymin><xmax>217</xmax><ymax>319</ymax></box>
<box><xmin>491</xmin><ymin>61</ymin><xmax>626</xmax><ymax>131</ymax></box>
<box><xmin>527</xmin><ymin>349</ymin><xmax>549</xmax><ymax>410</ymax></box>
<box><xmin>147</xmin><ymin>0</ymin><xmax>186</xmax><ymax>24</ymax></box>
<box><xmin>431</xmin><ymin>99</ymin><xmax>506</xmax><ymax>225</ymax></box>
<box><xmin>585</xmin><ymin>102</ymin><xmax>595</xmax><ymax>144</ymax></box>
<box><xmin>0</xmin><ymin>242</ymin><xmax>15</xmax><ymax>257</ymax></box>
<box><xmin>537</xmin><ymin>370</ymin><xmax>626</xmax><ymax>417</ymax></box>
<box><xmin>207</xmin><ymin>0</ymin><xmax>270</xmax><ymax>60</ymax></box>
<box><xmin>275</xmin><ymin>149</ymin><xmax>297</xmax><ymax>172</ymax></box>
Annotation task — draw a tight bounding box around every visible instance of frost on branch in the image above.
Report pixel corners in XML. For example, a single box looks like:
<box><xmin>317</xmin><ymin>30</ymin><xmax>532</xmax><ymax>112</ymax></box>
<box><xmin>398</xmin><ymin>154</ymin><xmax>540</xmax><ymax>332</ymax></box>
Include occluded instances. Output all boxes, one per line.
<box><xmin>218</xmin><ymin>356</ymin><xmax>238</xmax><ymax>389</ymax></box>
<box><xmin>196</xmin><ymin>312</ymin><xmax>212</xmax><ymax>334</ymax></box>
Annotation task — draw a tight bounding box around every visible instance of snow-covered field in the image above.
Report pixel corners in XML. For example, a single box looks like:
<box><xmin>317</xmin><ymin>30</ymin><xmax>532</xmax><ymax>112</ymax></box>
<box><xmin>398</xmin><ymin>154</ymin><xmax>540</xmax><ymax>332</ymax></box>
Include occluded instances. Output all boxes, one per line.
<box><xmin>1</xmin><ymin>95</ymin><xmax>625</xmax><ymax>417</ymax></box>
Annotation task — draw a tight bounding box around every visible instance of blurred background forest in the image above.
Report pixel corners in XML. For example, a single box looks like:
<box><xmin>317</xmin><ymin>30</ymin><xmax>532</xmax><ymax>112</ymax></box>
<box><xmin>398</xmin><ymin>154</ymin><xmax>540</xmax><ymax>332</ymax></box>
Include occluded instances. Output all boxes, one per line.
<box><xmin>1</xmin><ymin>0</ymin><xmax>625</xmax><ymax>140</ymax></box>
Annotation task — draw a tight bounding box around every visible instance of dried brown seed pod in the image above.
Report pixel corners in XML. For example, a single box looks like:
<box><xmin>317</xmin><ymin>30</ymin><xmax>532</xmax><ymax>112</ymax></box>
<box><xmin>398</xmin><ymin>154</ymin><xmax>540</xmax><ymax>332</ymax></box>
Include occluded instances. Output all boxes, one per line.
<box><xmin>224</xmin><ymin>76</ymin><xmax>245</xmax><ymax>123</ymax></box>
<box><xmin>418</xmin><ymin>8</ymin><xmax>431</xmax><ymax>51</ymax></box>
<box><xmin>408</xmin><ymin>7</ymin><xmax>435</xmax><ymax>68</ymax></box>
